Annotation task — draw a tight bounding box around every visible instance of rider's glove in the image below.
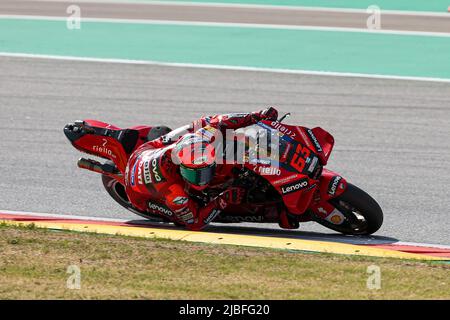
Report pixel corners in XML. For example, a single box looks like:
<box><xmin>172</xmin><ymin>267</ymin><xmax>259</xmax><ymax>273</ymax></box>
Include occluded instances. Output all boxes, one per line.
<box><xmin>253</xmin><ymin>107</ymin><xmax>278</xmax><ymax>122</ymax></box>
<box><xmin>219</xmin><ymin>187</ymin><xmax>246</xmax><ymax>206</ymax></box>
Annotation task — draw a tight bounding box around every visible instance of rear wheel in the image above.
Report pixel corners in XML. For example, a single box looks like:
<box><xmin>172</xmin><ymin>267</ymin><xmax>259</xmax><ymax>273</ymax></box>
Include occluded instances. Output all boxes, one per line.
<box><xmin>315</xmin><ymin>183</ymin><xmax>383</xmax><ymax>235</ymax></box>
<box><xmin>101</xmin><ymin>166</ymin><xmax>164</xmax><ymax>222</ymax></box>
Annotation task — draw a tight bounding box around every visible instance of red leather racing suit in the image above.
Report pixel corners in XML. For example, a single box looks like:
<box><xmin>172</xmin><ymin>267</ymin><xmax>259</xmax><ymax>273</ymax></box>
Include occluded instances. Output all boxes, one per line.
<box><xmin>124</xmin><ymin>109</ymin><xmax>277</xmax><ymax>230</ymax></box>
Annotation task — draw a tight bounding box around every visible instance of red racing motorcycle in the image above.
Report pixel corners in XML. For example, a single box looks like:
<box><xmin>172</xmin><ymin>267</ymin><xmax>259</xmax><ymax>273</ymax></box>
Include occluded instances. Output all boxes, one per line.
<box><xmin>64</xmin><ymin>114</ymin><xmax>383</xmax><ymax>235</ymax></box>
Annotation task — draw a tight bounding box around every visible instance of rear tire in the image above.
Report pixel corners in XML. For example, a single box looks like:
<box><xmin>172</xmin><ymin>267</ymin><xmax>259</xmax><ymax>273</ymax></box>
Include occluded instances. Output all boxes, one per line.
<box><xmin>101</xmin><ymin>167</ymin><xmax>164</xmax><ymax>222</ymax></box>
<box><xmin>315</xmin><ymin>183</ymin><xmax>383</xmax><ymax>235</ymax></box>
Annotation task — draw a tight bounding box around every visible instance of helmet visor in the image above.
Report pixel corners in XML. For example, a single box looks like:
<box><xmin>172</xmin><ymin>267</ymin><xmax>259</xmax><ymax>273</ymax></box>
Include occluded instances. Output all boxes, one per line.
<box><xmin>180</xmin><ymin>164</ymin><xmax>215</xmax><ymax>186</ymax></box>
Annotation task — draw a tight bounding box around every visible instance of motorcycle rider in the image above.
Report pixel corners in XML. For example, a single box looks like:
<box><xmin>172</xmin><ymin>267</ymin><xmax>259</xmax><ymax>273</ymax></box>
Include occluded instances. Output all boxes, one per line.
<box><xmin>125</xmin><ymin>107</ymin><xmax>298</xmax><ymax>230</ymax></box>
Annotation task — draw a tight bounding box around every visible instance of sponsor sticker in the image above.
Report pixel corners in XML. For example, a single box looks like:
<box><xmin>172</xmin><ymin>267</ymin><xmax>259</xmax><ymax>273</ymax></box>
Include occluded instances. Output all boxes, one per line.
<box><xmin>328</xmin><ymin>176</ymin><xmax>342</xmax><ymax>196</ymax></box>
<box><xmin>199</xmin><ymin>128</ymin><xmax>214</xmax><ymax>140</ymax></box>
<box><xmin>224</xmin><ymin>215</ymin><xmax>264</xmax><ymax>223</ymax></box>
<box><xmin>193</xmin><ymin>156</ymin><xmax>209</xmax><ymax>165</ymax></box>
<box><xmin>130</xmin><ymin>162</ymin><xmax>138</xmax><ymax>186</ymax></box>
<box><xmin>258</xmin><ymin>166</ymin><xmax>281</xmax><ymax>176</ymax></box>
<box><xmin>280</xmin><ymin>142</ymin><xmax>291</xmax><ymax>162</ymax></box>
<box><xmin>180</xmin><ymin>212</ymin><xmax>194</xmax><ymax>222</ymax></box>
<box><xmin>297</xmin><ymin>128</ymin><xmax>313</xmax><ymax>149</ymax></box>
<box><xmin>173</xmin><ymin>196</ymin><xmax>189</xmax><ymax>206</ymax></box>
<box><xmin>148</xmin><ymin>201</ymin><xmax>173</xmax><ymax>217</ymax></box>
<box><xmin>199</xmin><ymin>126</ymin><xmax>218</xmax><ymax>140</ymax></box>
<box><xmin>280</xmin><ymin>178</ymin><xmax>309</xmax><ymax>195</ymax></box>
<box><xmin>174</xmin><ymin>207</ymin><xmax>195</xmax><ymax>224</ymax></box>
<box><xmin>92</xmin><ymin>139</ymin><xmax>116</xmax><ymax>159</ymax></box>
<box><xmin>307</xmin><ymin>156</ymin><xmax>319</xmax><ymax>174</ymax></box>
<box><xmin>204</xmin><ymin>209</ymin><xmax>221</xmax><ymax>224</ymax></box>
<box><xmin>151</xmin><ymin>158</ymin><xmax>165</xmax><ymax>183</ymax></box>
<box><xmin>306</xmin><ymin>129</ymin><xmax>323</xmax><ymax>153</ymax></box>
<box><xmin>143</xmin><ymin>160</ymin><xmax>152</xmax><ymax>184</ymax></box>
<box><xmin>273</xmin><ymin>174</ymin><xmax>300</xmax><ymax>186</ymax></box>
<box><xmin>249</xmin><ymin>158</ymin><xmax>272</xmax><ymax>165</ymax></box>
<box><xmin>325</xmin><ymin>209</ymin><xmax>345</xmax><ymax>225</ymax></box>
<box><xmin>137</xmin><ymin>163</ymin><xmax>144</xmax><ymax>185</ymax></box>
<box><xmin>270</xmin><ymin>121</ymin><xmax>296</xmax><ymax>139</ymax></box>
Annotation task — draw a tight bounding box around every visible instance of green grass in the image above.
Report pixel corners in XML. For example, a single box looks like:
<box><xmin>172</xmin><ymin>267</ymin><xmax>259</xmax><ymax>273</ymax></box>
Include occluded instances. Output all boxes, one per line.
<box><xmin>0</xmin><ymin>224</ymin><xmax>449</xmax><ymax>299</ymax></box>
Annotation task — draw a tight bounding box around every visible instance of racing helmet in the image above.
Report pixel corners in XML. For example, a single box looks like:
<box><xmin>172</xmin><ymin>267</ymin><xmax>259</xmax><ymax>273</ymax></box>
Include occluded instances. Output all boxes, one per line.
<box><xmin>174</xmin><ymin>134</ymin><xmax>216</xmax><ymax>187</ymax></box>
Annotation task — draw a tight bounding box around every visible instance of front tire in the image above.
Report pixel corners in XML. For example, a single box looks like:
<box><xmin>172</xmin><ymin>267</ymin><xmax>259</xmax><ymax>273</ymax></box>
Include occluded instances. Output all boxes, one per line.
<box><xmin>316</xmin><ymin>183</ymin><xmax>383</xmax><ymax>235</ymax></box>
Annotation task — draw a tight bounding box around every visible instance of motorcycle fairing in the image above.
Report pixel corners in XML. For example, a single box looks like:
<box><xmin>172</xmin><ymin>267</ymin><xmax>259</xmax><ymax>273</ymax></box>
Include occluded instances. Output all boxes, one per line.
<box><xmin>64</xmin><ymin>119</ymin><xmax>152</xmax><ymax>173</ymax></box>
<box><xmin>241</xmin><ymin>122</ymin><xmax>313</xmax><ymax>214</ymax></box>
<box><xmin>247</xmin><ymin>121</ymin><xmax>338</xmax><ymax>214</ymax></box>
<box><xmin>308</xmin><ymin>168</ymin><xmax>348</xmax><ymax>222</ymax></box>
<box><xmin>258</xmin><ymin>120</ymin><xmax>334</xmax><ymax>165</ymax></box>
<box><xmin>308</xmin><ymin>127</ymin><xmax>334</xmax><ymax>165</ymax></box>
<box><xmin>314</xmin><ymin>168</ymin><xmax>348</xmax><ymax>202</ymax></box>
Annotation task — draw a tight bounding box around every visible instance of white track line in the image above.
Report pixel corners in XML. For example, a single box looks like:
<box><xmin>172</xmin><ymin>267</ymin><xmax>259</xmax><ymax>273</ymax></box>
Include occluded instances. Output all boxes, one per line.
<box><xmin>1</xmin><ymin>14</ymin><xmax>450</xmax><ymax>38</ymax></box>
<box><xmin>2</xmin><ymin>209</ymin><xmax>450</xmax><ymax>249</ymax></box>
<box><xmin>1</xmin><ymin>52</ymin><xmax>450</xmax><ymax>84</ymax></box>
<box><xmin>34</xmin><ymin>0</ymin><xmax>450</xmax><ymax>17</ymax></box>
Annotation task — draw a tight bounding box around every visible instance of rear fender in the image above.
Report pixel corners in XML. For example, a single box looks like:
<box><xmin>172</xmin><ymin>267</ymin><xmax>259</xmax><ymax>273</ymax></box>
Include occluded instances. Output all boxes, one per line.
<box><xmin>64</xmin><ymin>119</ymin><xmax>150</xmax><ymax>174</ymax></box>
<box><xmin>72</xmin><ymin>134</ymin><xmax>129</xmax><ymax>174</ymax></box>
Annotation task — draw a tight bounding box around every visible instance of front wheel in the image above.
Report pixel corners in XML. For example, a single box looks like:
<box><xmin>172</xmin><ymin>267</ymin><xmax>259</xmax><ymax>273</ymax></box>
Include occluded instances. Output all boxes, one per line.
<box><xmin>315</xmin><ymin>183</ymin><xmax>383</xmax><ymax>235</ymax></box>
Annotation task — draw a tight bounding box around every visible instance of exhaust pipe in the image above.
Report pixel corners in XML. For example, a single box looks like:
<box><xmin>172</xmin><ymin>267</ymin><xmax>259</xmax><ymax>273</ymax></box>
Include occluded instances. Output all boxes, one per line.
<box><xmin>77</xmin><ymin>158</ymin><xmax>120</xmax><ymax>175</ymax></box>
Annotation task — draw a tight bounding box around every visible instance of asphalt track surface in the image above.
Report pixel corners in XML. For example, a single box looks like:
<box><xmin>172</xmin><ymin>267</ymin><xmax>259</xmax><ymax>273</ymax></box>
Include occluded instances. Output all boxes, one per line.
<box><xmin>1</xmin><ymin>0</ymin><xmax>450</xmax><ymax>33</ymax></box>
<box><xmin>1</xmin><ymin>56</ymin><xmax>450</xmax><ymax>245</ymax></box>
